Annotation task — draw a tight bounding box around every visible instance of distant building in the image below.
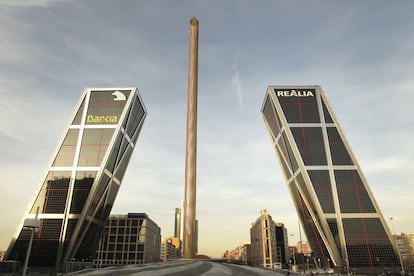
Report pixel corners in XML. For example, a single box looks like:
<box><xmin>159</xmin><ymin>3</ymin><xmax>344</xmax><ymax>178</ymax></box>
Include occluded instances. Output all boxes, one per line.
<box><xmin>160</xmin><ymin>237</ymin><xmax>179</xmax><ymax>262</ymax></box>
<box><xmin>275</xmin><ymin>222</ymin><xmax>289</xmax><ymax>266</ymax></box>
<box><xmin>288</xmin><ymin>246</ymin><xmax>296</xmax><ymax>260</ymax></box>
<box><xmin>0</xmin><ymin>251</ymin><xmax>5</xmax><ymax>262</ymax></box>
<box><xmin>194</xmin><ymin>220</ymin><xmax>198</xmax><ymax>254</ymax></box>
<box><xmin>289</xmin><ymin>241</ymin><xmax>312</xmax><ymax>270</ymax></box>
<box><xmin>174</xmin><ymin>203</ymin><xmax>198</xmax><ymax>255</ymax></box>
<box><xmin>240</xmin><ymin>244</ymin><xmax>252</xmax><ymax>265</ymax></box>
<box><xmin>174</xmin><ymin>205</ymin><xmax>183</xmax><ymax>240</ymax></box>
<box><xmin>395</xmin><ymin>233</ymin><xmax>414</xmax><ymax>272</ymax></box>
<box><xmin>93</xmin><ymin>213</ymin><xmax>160</xmax><ymax>267</ymax></box>
<box><xmin>396</xmin><ymin>233</ymin><xmax>414</xmax><ymax>259</ymax></box>
<box><xmin>296</xmin><ymin>241</ymin><xmax>311</xmax><ymax>256</ymax></box>
<box><xmin>4</xmin><ymin>88</ymin><xmax>147</xmax><ymax>272</ymax></box>
<box><xmin>169</xmin><ymin>236</ymin><xmax>181</xmax><ymax>253</ymax></box>
<box><xmin>225</xmin><ymin>243</ymin><xmax>251</xmax><ymax>265</ymax></box>
<box><xmin>261</xmin><ymin>86</ymin><xmax>401</xmax><ymax>274</ymax></box>
<box><xmin>250</xmin><ymin>209</ymin><xmax>288</xmax><ymax>268</ymax></box>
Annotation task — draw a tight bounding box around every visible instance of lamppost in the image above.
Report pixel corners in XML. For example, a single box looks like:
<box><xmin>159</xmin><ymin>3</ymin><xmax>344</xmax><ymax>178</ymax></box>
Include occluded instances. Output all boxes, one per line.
<box><xmin>307</xmin><ymin>257</ymin><xmax>310</xmax><ymax>275</ymax></box>
<box><xmin>318</xmin><ymin>258</ymin><xmax>321</xmax><ymax>272</ymax></box>
<box><xmin>22</xmin><ymin>210</ymin><xmax>40</xmax><ymax>276</ymax></box>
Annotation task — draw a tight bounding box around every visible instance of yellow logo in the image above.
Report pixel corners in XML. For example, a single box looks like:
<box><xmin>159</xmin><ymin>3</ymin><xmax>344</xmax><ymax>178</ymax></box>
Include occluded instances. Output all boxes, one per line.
<box><xmin>87</xmin><ymin>115</ymin><xmax>118</xmax><ymax>123</ymax></box>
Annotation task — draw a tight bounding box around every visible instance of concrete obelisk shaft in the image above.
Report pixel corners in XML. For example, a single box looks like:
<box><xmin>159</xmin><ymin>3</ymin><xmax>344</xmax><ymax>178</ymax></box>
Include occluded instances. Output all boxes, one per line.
<box><xmin>183</xmin><ymin>17</ymin><xmax>198</xmax><ymax>259</ymax></box>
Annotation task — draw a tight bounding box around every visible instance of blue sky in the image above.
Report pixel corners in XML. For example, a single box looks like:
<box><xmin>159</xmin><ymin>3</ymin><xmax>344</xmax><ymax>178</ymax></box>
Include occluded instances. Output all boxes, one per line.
<box><xmin>1</xmin><ymin>0</ymin><xmax>413</xmax><ymax>258</ymax></box>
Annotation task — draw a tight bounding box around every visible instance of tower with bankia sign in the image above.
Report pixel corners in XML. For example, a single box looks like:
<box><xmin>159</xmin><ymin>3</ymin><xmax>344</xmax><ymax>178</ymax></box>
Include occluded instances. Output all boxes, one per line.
<box><xmin>261</xmin><ymin>86</ymin><xmax>402</xmax><ymax>274</ymax></box>
<box><xmin>5</xmin><ymin>87</ymin><xmax>146</xmax><ymax>272</ymax></box>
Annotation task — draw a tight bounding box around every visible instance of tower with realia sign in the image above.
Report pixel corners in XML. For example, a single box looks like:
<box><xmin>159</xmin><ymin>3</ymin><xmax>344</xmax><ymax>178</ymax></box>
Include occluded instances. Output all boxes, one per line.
<box><xmin>5</xmin><ymin>87</ymin><xmax>146</xmax><ymax>272</ymax></box>
<box><xmin>261</xmin><ymin>86</ymin><xmax>402</xmax><ymax>274</ymax></box>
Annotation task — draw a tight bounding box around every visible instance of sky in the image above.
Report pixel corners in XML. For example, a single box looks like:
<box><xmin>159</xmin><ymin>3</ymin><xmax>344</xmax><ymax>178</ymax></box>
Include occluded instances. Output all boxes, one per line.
<box><xmin>1</xmin><ymin>0</ymin><xmax>413</xmax><ymax>258</ymax></box>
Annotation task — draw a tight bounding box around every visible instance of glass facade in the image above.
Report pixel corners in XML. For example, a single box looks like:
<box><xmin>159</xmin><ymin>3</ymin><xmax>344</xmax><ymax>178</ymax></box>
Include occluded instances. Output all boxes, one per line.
<box><xmin>5</xmin><ymin>88</ymin><xmax>146</xmax><ymax>271</ymax></box>
<box><xmin>261</xmin><ymin>86</ymin><xmax>401</xmax><ymax>274</ymax></box>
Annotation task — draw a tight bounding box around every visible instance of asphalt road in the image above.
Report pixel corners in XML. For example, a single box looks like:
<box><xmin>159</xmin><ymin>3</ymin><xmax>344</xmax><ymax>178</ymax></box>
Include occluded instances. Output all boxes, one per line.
<box><xmin>67</xmin><ymin>260</ymin><xmax>300</xmax><ymax>275</ymax></box>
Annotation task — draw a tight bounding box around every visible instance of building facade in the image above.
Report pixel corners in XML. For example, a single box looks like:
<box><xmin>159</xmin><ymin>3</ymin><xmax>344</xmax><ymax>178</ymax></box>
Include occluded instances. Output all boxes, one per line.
<box><xmin>160</xmin><ymin>237</ymin><xmax>179</xmax><ymax>262</ymax></box>
<box><xmin>174</xmin><ymin>203</ymin><xmax>198</xmax><ymax>255</ymax></box>
<box><xmin>395</xmin><ymin>233</ymin><xmax>414</xmax><ymax>272</ymax></box>
<box><xmin>5</xmin><ymin>88</ymin><xmax>146</xmax><ymax>271</ymax></box>
<box><xmin>261</xmin><ymin>86</ymin><xmax>401</xmax><ymax>274</ymax></box>
<box><xmin>275</xmin><ymin>222</ymin><xmax>289</xmax><ymax>266</ymax></box>
<box><xmin>174</xmin><ymin>207</ymin><xmax>183</xmax><ymax>240</ymax></box>
<box><xmin>93</xmin><ymin>213</ymin><xmax>160</xmax><ymax>267</ymax></box>
<box><xmin>168</xmin><ymin>237</ymin><xmax>181</xmax><ymax>255</ymax></box>
<box><xmin>174</xmin><ymin>205</ymin><xmax>183</xmax><ymax>256</ymax></box>
<box><xmin>225</xmin><ymin>243</ymin><xmax>251</xmax><ymax>265</ymax></box>
<box><xmin>250</xmin><ymin>209</ymin><xmax>287</xmax><ymax>269</ymax></box>
<box><xmin>296</xmin><ymin>241</ymin><xmax>311</xmax><ymax>256</ymax></box>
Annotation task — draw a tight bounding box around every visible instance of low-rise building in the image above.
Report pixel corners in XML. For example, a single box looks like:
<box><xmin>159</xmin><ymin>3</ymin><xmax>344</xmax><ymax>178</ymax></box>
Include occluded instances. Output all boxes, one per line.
<box><xmin>93</xmin><ymin>213</ymin><xmax>161</xmax><ymax>267</ymax></box>
<box><xmin>296</xmin><ymin>241</ymin><xmax>311</xmax><ymax>256</ymax></box>
<box><xmin>160</xmin><ymin>237</ymin><xmax>179</xmax><ymax>262</ymax></box>
<box><xmin>395</xmin><ymin>233</ymin><xmax>414</xmax><ymax>272</ymax></box>
<box><xmin>225</xmin><ymin>243</ymin><xmax>251</xmax><ymax>265</ymax></box>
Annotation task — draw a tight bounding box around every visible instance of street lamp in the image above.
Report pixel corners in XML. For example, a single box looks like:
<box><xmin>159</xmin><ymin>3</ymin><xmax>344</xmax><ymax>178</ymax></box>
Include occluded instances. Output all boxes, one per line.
<box><xmin>318</xmin><ymin>258</ymin><xmax>321</xmax><ymax>271</ymax></box>
<box><xmin>22</xmin><ymin>217</ymin><xmax>40</xmax><ymax>276</ymax></box>
<box><xmin>307</xmin><ymin>257</ymin><xmax>310</xmax><ymax>275</ymax></box>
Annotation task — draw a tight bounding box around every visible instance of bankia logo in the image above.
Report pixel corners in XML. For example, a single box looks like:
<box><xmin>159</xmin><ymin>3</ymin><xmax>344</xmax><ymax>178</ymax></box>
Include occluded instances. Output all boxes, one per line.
<box><xmin>87</xmin><ymin>115</ymin><xmax>118</xmax><ymax>123</ymax></box>
<box><xmin>112</xmin><ymin>91</ymin><xmax>126</xmax><ymax>101</ymax></box>
<box><xmin>276</xmin><ymin>89</ymin><xmax>314</xmax><ymax>97</ymax></box>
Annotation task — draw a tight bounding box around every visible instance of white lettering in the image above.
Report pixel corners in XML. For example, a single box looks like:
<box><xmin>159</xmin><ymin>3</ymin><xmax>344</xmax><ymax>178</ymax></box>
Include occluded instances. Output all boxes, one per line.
<box><xmin>276</xmin><ymin>89</ymin><xmax>314</xmax><ymax>97</ymax></box>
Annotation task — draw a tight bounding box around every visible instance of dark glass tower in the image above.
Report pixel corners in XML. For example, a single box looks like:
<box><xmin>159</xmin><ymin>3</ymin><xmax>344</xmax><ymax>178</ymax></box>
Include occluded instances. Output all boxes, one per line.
<box><xmin>261</xmin><ymin>86</ymin><xmax>401</xmax><ymax>274</ymax></box>
<box><xmin>5</xmin><ymin>88</ymin><xmax>146</xmax><ymax>271</ymax></box>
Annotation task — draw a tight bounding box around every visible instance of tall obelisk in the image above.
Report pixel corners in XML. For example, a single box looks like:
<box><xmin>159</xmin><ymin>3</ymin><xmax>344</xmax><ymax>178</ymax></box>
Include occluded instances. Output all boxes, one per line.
<box><xmin>183</xmin><ymin>17</ymin><xmax>198</xmax><ymax>259</ymax></box>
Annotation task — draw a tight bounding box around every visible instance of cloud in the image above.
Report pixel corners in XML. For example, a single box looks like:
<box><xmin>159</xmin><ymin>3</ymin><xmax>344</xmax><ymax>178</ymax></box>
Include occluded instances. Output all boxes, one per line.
<box><xmin>231</xmin><ymin>52</ymin><xmax>244</xmax><ymax>109</ymax></box>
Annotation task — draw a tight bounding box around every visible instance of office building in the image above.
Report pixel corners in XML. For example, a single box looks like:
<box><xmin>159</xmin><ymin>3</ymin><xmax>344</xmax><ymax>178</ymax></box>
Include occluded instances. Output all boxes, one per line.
<box><xmin>174</xmin><ymin>203</ymin><xmax>198</xmax><ymax>255</ymax></box>
<box><xmin>168</xmin><ymin>236</ymin><xmax>181</xmax><ymax>254</ymax></box>
<box><xmin>275</xmin><ymin>222</ymin><xmax>289</xmax><ymax>266</ymax></box>
<box><xmin>5</xmin><ymin>88</ymin><xmax>147</xmax><ymax>271</ymax></box>
<box><xmin>174</xmin><ymin>206</ymin><xmax>183</xmax><ymax>246</ymax></box>
<box><xmin>93</xmin><ymin>213</ymin><xmax>160</xmax><ymax>267</ymax></box>
<box><xmin>261</xmin><ymin>86</ymin><xmax>401</xmax><ymax>274</ymax></box>
<box><xmin>250</xmin><ymin>209</ymin><xmax>287</xmax><ymax>269</ymax></box>
<box><xmin>160</xmin><ymin>237</ymin><xmax>179</xmax><ymax>262</ymax></box>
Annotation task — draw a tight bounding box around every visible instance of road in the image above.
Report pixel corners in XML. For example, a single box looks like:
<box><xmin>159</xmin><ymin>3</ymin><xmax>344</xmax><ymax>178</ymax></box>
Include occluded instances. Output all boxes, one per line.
<box><xmin>67</xmin><ymin>260</ymin><xmax>301</xmax><ymax>275</ymax></box>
